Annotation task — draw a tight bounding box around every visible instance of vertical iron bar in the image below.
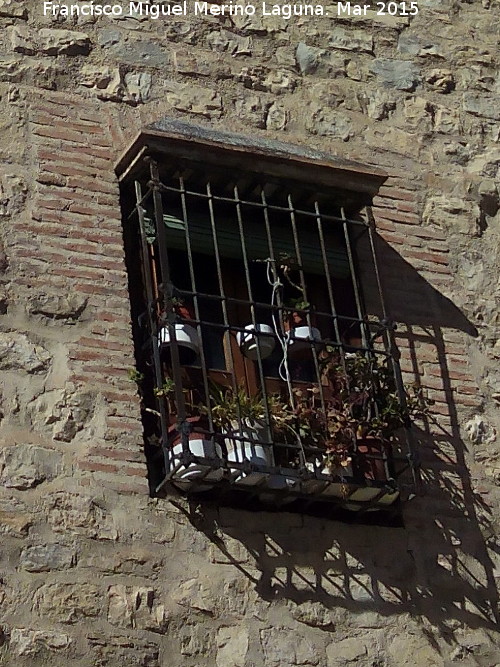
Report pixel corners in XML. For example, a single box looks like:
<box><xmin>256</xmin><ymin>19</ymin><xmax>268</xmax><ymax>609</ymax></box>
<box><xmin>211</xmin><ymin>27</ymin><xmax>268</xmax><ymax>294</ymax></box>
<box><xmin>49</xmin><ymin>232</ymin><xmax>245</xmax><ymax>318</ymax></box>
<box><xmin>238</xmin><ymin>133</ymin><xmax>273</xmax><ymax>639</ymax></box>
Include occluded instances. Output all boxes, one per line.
<box><xmin>341</xmin><ymin>207</ymin><xmax>369</xmax><ymax>350</ymax></box>
<box><xmin>149</xmin><ymin>160</ymin><xmax>186</xmax><ymax>432</ymax></box>
<box><xmin>134</xmin><ymin>180</ymin><xmax>170</xmax><ymax>469</ymax></box>
<box><xmin>287</xmin><ymin>196</ymin><xmax>326</xmax><ymax>471</ymax></box>
<box><xmin>261</xmin><ymin>188</ymin><xmax>288</xmax><ymax>464</ymax></box>
<box><xmin>314</xmin><ymin>200</ymin><xmax>346</xmax><ymax>363</ymax></box>
<box><xmin>179</xmin><ymin>175</ymin><xmax>214</xmax><ymax>435</ymax></box>
<box><xmin>365</xmin><ymin>206</ymin><xmax>420</xmax><ymax>491</ymax></box>
<box><xmin>234</xmin><ymin>184</ymin><xmax>271</xmax><ymax>442</ymax></box>
<box><xmin>206</xmin><ymin>181</ymin><xmax>240</xmax><ymax>434</ymax></box>
<box><xmin>287</xmin><ymin>196</ymin><xmax>326</xmax><ymax>417</ymax></box>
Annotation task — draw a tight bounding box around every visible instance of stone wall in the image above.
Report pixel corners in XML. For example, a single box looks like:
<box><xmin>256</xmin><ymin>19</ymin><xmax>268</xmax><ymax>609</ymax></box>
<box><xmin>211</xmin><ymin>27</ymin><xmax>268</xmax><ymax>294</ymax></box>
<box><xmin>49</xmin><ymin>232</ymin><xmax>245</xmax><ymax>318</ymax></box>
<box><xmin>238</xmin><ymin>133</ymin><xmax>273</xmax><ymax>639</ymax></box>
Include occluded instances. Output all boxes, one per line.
<box><xmin>0</xmin><ymin>0</ymin><xmax>499</xmax><ymax>665</ymax></box>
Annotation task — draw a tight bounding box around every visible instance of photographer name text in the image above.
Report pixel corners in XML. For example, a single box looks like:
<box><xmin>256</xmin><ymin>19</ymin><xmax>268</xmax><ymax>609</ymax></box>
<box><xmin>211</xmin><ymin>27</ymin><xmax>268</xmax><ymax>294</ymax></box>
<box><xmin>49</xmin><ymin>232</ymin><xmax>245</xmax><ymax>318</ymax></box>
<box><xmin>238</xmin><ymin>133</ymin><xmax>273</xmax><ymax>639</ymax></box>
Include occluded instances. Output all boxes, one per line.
<box><xmin>42</xmin><ymin>2</ymin><xmax>419</xmax><ymax>19</ymax></box>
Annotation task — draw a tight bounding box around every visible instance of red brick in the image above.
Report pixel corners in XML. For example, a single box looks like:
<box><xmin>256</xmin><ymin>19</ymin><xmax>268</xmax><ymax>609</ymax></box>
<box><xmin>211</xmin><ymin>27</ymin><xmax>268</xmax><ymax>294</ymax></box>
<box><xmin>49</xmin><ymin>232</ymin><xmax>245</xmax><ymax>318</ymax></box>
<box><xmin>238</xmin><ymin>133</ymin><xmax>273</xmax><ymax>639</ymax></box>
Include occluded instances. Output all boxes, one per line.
<box><xmin>102</xmin><ymin>390</ymin><xmax>140</xmax><ymax>402</ymax></box>
<box><xmin>404</xmin><ymin>250</ymin><xmax>449</xmax><ymax>265</ymax></box>
<box><xmin>375</xmin><ymin>210</ymin><xmax>420</xmax><ymax>225</ymax></box>
<box><xmin>375</xmin><ymin>187</ymin><xmax>417</xmax><ymax>202</ymax></box>
<box><xmin>72</xmin><ymin>256</ymin><xmax>125</xmax><ymax>271</ymax></box>
<box><xmin>32</xmin><ymin>124</ymin><xmax>92</xmax><ymax>143</ymax></box>
<box><xmin>106</xmin><ymin>417</ymin><xmax>143</xmax><ymax>431</ymax></box>
<box><xmin>69</xmin><ymin>349</ymin><xmax>111</xmax><ymax>362</ymax></box>
<box><xmin>67</xmin><ymin>177</ymin><xmax>117</xmax><ymax>194</ymax></box>
<box><xmin>89</xmin><ymin>447</ymin><xmax>144</xmax><ymax>463</ymax></box>
<box><xmin>33</xmin><ymin>112</ymin><xmax>106</xmax><ymax>135</ymax></box>
<box><xmin>77</xmin><ymin>337</ymin><xmax>128</xmax><ymax>351</ymax></box>
<box><xmin>120</xmin><ymin>465</ymin><xmax>148</xmax><ymax>478</ymax></box>
<box><xmin>77</xmin><ymin>460</ymin><xmax>119</xmax><ymax>474</ymax></box>
<box><xmin>101</xmin><ymin>479</ymin><xmax>150</xmax><ymax>495</ymax></box>
<box><xmin>455</xmin><ymin>385</ymin><xmax>480</xmax><ymax>395</ymax></box>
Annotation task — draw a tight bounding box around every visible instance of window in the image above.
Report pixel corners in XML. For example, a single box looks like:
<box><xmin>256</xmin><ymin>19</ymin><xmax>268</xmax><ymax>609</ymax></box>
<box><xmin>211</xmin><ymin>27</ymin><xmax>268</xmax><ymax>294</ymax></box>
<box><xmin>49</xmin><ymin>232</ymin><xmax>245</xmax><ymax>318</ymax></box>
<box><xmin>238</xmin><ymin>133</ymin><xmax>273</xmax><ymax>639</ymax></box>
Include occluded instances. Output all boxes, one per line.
<box><xmin>118</xmin><ymin>120</ymin><xmax>417</xmax><ymax>520</ymax></box>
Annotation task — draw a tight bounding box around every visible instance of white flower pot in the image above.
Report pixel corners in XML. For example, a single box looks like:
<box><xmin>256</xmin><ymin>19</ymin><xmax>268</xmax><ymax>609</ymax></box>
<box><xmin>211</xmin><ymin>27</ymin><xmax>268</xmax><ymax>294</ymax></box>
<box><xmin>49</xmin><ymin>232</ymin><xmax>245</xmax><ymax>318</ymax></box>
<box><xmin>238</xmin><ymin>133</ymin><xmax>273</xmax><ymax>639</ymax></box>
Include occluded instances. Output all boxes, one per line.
<box><xmin>169</xmin><ymin>436</ymin><xmax>223</xmax><ymax>492</ymax></box>
<box><xmin>158</xmin><ymin>323</ymin><xmax>200</xmax><ymax>355</ymax></box>
<box><xmin>286</xmin><ymin>326</ymin><xmax>322</xmax><ymax>355</ymax></box>
<box><xmin>236</xmin><ymin>324</ymin><xmax>276</xmax><ymax>361</ymax></box>
<box><xmin>224</xmin><ymin>421</ymin><xmax>272</xmax><ymax>486</ymax></box>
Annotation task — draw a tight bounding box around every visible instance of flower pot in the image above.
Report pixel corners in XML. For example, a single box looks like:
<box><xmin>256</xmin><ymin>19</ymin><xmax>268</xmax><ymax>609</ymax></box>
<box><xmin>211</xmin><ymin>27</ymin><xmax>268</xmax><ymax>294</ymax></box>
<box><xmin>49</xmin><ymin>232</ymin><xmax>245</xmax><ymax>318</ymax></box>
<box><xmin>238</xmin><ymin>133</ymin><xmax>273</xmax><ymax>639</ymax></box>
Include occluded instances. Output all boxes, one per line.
<box><xmin>158</xmin><ymin>323</ymin><xmax>200</xmax><ymax>364</ymax></box>
<box><xmin>168</xmin><ymin>418</ymin><xmax>223</xmax><ymax>492</ymax></box>
<box><xmin>236</xmin><ymin>324</ymin><xmax>276</xmax><ymax>361</ymax></box>
<box><xmin>224</xmin><ymin>420</ymin><xmax>272</xmax><ymax>486</ymax></box>
<box><xmin>285</xmin><ymin>325</ymin><xmax>322</xmax><ymax>356</ymax></box>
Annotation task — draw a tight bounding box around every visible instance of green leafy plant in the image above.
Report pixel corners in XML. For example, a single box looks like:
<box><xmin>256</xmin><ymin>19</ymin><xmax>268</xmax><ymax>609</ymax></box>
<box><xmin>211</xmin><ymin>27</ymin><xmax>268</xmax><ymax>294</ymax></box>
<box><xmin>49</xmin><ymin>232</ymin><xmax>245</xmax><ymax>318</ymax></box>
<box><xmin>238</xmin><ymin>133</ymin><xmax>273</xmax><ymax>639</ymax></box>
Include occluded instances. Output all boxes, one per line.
<box><xmin>128</xmin><ymin>368</ymin><xmax>145</xmax><ymax>384</ymax></box>
<box><xmin>206</xmin><ymin>382</ymin><xmax>267</xmax><ymax>430</ymax></box>
<box><xmin>268</xmin><ymin>350</ymin><xmax>432</xmax><ymax>473</ymax></box>
<box><xmin>268</xmin><ymin>387</ymin><xmax>352</xmax><ymax>471</ymax></box>
<box><xmin>153</xmin><ymin>378</ymin><xmax>176</xmax><ymax>398</ymax></box>
<box><xmin>320</xmin><ymin>349</ymin><xmax>432</xmax><ymax>442</ymax></box>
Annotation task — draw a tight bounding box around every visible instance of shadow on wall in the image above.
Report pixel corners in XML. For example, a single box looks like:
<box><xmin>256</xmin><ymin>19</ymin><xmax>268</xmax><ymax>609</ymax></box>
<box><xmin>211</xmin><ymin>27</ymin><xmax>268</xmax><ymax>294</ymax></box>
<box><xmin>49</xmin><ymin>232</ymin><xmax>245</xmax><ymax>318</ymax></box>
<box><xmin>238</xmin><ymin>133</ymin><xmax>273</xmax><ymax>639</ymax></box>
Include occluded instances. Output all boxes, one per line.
<box><xmin>175</xmin><ymin>232</ymin><xmax>499</xmax><ymax>646</ymax></box>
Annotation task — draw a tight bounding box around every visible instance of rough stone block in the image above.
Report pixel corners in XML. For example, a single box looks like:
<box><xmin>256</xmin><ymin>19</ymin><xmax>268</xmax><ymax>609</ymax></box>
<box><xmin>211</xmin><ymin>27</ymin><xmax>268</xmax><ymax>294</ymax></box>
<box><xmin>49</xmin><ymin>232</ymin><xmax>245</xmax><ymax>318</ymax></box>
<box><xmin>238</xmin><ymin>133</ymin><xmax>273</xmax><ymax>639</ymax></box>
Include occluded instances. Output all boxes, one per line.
<box><xmin>234</xmin><ymin>94</ymin><xmax>269</xmax><ymax>128</ymax></box>
<box><xmin>425</xmin><ymin>68</ymin><xmax>455</xmax><ymax>93</ymax></box>
<box><xmin>0</xmin><ymin>332</ymin><xmax>51</xmax><ymax>374</ymax></box>
<box><xmin>370</xmin><ymin>59</ymin><xmax>420</xmax><ymax>91</ymax></box>
<box><xmin>307</xmin><ymin>108</ymin><xmax>353</xmax><ymax>141</ymax></box>
<box><xmin>0</xmin><ymin>500</ymin><xmax>32</xmax><ymax>537</ymax></box>
<box><xmin>46</xmin><ymin>492</ymin><xmax>118</xmax><ymax>541</ymax></box>
<box><xmin>463</xmin><ymin>93</ymin><xmax>500</xmax><ymax>121</ymax></box>
<box><xmin>0</xmin><ymin>173</ymin><xmax>27</xmax><ymax>217</ymax></box>
<box><xmin>0</xmin><ymin>0</ymin><xmax>27</xmax><ymax>18</ymax></box>
<box><xmin>329</xmin><ymin>27</ymin><xmax>373</xmax><ymax>53</ymax></box>
<box><xmin>110</xmin><ymin>40</ymin><xmax>170</xmax><ymax>68</ymax></box>
<box><xmin>87</xmin><ymin>633</ymin><xmax>159</xmax><ymax>666</ymax></box>
<box><xmin>207</xmin><ymin>29</ymin><xmax>252</xmax><ymax>56</ymax></box>
<box><xmin>260</xmin><ymin>627</ymin><xmax>322</xmax><ymax>666</ymax></box>
<box><xmin>172</xmin><ymin>578</ymin><xmax>214</xmax><ymax>615</ymax></box>
<box><xmin>107</xmin><ymin>584</ymin><xmax>168</xmax><ymax>633</ymax></box>
<box><xmin>295</xmin><ymin>42</ymin><xmax>320</xmax><ymax>75</ymax></box>
<box><xmin>290</xmin><ymin>601</ymin><xmax>335</xmax><ymax>629</ymax></box>
<box><xmin>27</xmin><ymin>292</ymin><xmax>88</xmax><ymax>321</ymax></box>
<box><xmin>124</xmin><ymin>72</ymin><xmax>152</xmax><ymax>104</ymax></box>
<box><xmin>9</xmin><ymin>628</ymin><xmax>72</xmax><ymax>657</ymax></box>
<box><xmin>0</xmin><ymin>445</ymin><xmax>62</xmax><ymax>490</ymax></box>
<box><xmin>33</xmin><ymin>583</ymin><xmax>102</xmax><ymax>624</ymax></box>
<box><xmin>423</xmin><ymin>196</ymin><xmax>481</xmax><ymax>237</ymax></box>
<box><xmin>9</xmin><ymin>25</ymin><xmax>35</xmax><ymax>55</ymax></box>
<box><xmin>326</xmin><ymin>637</ymin><xmax>367</xmax><ymax>664</ymax></box>
<box><xmin>165</xmin><ymin>82</ymin><xmax>223</xmax><ymax>118</ymax></box>
<box><xmin>398</xmin><ymin>33</ymin><xmax>444</xmax><ymax>58</ymax></box>
<box><xmin>20</xmin><ymin>543</ymin><xmax>77</xmax><ymax>572</ymax></box>
<box><xmin>39</xmin><ymin>29</ymin><xmax>91</xmax><ymax>56</ymax></box>
<box><xmin>216</xmin><ymin>626</ymin><xmax>249</xmax><ymax>667</ymax></box>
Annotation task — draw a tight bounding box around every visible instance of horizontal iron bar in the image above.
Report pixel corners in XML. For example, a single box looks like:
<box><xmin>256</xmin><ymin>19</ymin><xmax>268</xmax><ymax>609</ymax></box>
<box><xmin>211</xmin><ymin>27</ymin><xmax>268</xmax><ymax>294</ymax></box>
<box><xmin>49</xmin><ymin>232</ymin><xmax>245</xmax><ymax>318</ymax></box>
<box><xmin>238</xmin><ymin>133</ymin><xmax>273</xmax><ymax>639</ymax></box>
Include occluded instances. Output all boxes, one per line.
<box><xmin>153</xmin><ymin>181</ymin><xmax>369</xmax><ymax>227</ymax></box>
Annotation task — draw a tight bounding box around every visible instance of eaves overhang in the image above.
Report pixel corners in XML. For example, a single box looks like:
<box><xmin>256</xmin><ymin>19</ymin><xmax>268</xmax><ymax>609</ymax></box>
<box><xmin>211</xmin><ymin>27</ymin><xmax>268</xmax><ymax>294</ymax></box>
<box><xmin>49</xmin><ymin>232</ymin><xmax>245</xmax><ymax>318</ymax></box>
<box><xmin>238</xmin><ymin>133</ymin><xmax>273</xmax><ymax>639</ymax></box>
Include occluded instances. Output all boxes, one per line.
<box><xmin>115</xmin><ymin>118</ymin><xmax>388</xmax><ymax>206</ymax></box>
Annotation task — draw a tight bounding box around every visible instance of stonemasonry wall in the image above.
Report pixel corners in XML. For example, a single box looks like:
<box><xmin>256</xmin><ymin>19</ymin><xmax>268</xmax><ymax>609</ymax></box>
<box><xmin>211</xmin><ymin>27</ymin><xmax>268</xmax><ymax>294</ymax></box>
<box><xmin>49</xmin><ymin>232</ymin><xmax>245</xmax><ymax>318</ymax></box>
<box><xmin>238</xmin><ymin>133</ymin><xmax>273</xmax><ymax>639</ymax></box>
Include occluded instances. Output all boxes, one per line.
<box><xmin>0</xmin><ymin>0</ymin><xmax>499</xmax><ymax>665</ymax></box>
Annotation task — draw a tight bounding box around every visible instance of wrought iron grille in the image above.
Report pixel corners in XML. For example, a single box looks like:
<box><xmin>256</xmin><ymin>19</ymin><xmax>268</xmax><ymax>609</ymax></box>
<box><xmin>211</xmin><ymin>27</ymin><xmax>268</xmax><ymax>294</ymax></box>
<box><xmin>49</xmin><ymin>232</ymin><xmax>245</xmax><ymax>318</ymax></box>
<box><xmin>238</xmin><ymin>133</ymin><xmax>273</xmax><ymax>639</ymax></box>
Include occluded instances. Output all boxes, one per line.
<box><xmin>122</xmin><ymin>141</ymin><xmax>418</xmax><ymax>520</ymax></box>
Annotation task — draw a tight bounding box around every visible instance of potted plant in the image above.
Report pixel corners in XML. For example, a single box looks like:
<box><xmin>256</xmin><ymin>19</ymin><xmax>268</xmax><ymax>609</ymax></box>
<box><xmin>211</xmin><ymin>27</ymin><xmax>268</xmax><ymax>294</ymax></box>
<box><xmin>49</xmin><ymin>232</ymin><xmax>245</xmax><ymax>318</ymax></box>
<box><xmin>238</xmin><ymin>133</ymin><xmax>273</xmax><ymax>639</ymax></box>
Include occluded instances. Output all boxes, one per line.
<box><xmin>277</xmin><ymin>253</ymin><xmax>321</xmax><ymax>355</ymax></box>
<box><xmin>319</xmin><ymin>350</ymin><xmax>431</xmax><ymax>504</ymax></box>
<box><xmin>268</xmin><ymin>387</ymin><xmax>353</xmax><ymax>498</ymax></box>
<box><xmin>158</xmin><ymin>296</ymin><xmax>200</xmax><ymax>362</ymax></box>
<box><xmin>155</xmin><ymin>378</ymin><xmax>223</xmax><ymax>491</ymax></box>
<box><xmin>236</xmin><ymin>323</ymin><xmax>276</xmax><ymax>361</ymax></box>
<box><xmin>283</xmin><ymin>297</ymin><xmax>321</xmax><ymax>355</ymax></box>
<box><xmin>207</xmin><ymin>383</ymin><xmax>272</xmax><ymax>486</ymax></box>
